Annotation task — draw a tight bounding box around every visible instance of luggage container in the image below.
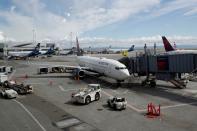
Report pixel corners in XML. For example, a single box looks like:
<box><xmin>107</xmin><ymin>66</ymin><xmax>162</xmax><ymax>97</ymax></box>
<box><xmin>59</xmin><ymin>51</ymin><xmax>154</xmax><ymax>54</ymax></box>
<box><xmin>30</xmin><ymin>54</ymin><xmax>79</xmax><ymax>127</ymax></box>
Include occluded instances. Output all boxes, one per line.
<box><xmin>0</xmin><ymin>66</ymin><xmax>6</xmax><ymax>74</ymax></box>
<box><xmin>50</xmin><ymin>66</ymin><xmax>65</xmax><ymax>73</ymax></box>
<box><xmin>5</xmin><ymin>66</ymin><xmax>13</xmax><ymax>73</ymax></box>
<box><xmin>0</xmin><ymin>74</ymin><xmax>8</xmax><ymax>83</ymax></box>
<box><xmin>37</xmin><ymin>67</ymin><xmax>49</xmax><ymax>74</ymax></box>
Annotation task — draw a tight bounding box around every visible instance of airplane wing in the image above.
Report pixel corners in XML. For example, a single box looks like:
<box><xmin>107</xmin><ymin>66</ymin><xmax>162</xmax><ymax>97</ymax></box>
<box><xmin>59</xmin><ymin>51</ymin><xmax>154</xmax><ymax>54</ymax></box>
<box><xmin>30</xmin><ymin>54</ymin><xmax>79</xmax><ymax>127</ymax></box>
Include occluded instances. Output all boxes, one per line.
<box><xmin>37</xmin><ymin>64</ymin><xmax>100</xmax><ymax>78</ymax></box>
<box><xmin>13</xmin><ymin>43</ymin><xmax>32</xmax><ymax>47</ymax></box>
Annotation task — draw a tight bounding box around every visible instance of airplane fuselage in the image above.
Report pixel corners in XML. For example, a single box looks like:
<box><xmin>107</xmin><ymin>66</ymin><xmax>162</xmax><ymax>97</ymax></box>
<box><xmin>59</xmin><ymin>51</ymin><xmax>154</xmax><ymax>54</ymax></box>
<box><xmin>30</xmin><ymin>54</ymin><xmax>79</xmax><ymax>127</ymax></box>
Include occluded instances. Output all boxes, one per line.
<box><xmin>163</xmin><ymin>50</ymin><xmax>197</xmax><ymax>55</ymax></box>
<box><xmin>77</xmin><ymin>56</ymin><xmax>130</xmax><ymax>81</ymax></box>
<box><xmin>8</xmin><ymin>51</ymin><xmax>32</xmax><ymax>57</ymax></box>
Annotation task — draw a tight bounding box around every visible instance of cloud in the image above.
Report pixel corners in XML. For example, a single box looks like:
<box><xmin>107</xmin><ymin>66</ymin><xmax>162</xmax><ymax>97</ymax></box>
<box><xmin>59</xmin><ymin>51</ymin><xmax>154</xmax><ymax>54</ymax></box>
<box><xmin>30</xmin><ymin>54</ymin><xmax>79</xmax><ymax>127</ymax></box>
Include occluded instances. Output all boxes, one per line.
<box><xmin>151</xmin><ymin>0</ymin><xmax>197</xmax><ymax>17</ymax></box>
<box><xmin>53</xmin><ymin>35</ymin><xmax>197</xmax><ymax>49</ymax></box>
<box><xmin>10</xmin><ymin>6</ymin><xmax>16</xmax><ymax>12</ymax></box>
<box><xmin>0</xmin><ymin>31</ymin><xmax>5</xmax><ymax>41</ymax></box>
<box><xmin>0</xmin><ymin>0</ymin><xmax>197</xmax><ymax>43</ymax></box>
<box><xmin>0</xmin><ymin>0</ymin><xmax>160</xmax><ymax>41</ymax></box>
<box><xmin>184</xmin><ymin>7</ymin><xmax>197</xmax><ymax>16</ymax></box>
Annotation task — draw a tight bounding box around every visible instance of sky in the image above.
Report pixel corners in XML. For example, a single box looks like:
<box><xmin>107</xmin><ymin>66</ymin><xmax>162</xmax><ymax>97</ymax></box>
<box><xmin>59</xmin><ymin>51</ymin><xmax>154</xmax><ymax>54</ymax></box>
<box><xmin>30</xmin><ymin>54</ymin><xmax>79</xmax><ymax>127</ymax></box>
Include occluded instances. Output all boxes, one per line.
<box><xmin>0</xmin><ymin>0</ymin><xmax>197</xmax><ymax>47</ymax></box>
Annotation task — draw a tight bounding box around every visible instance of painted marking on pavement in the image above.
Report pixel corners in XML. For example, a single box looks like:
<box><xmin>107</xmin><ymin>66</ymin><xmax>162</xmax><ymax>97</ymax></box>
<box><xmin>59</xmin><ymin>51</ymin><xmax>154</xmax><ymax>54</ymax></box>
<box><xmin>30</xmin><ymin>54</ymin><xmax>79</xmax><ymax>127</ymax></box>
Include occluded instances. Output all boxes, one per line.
<box><xmin>102</xmin><ymin>89</ymin><xmax>197</xmax><ymax>113</ymax></box>
<box><xmin>59</xmin><ymin>85</ymin><xmax>66</xmax><ymax>91</ymax></box>
<box><xmin>55</xmin><ymin>118</ymin><xmax>81</xmax><ymax>128</ymax></box>
<box><xmin>160</xmin><ymin>102</ymin><xmax>197</xmax><ymax>110</ymax></box>
<box><xmin>58</xmin><ymin>85</ymin><xmax>78</xmax><ymax>92</ymax></box>
<box><xmin>137</xmin><ymin>102</ymin><xmax>197</xmax><ymax>112</ymax></box>
<box><xmin>13</xmin><ymin>100</ymin><xmax>47</xmax><ymax>131</ymax></box>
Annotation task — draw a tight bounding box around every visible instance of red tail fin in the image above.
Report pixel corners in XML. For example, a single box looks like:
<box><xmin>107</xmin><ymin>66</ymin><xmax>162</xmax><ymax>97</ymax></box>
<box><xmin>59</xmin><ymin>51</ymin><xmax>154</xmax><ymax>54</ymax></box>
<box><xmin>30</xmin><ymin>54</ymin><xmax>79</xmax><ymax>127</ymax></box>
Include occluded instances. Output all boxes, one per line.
<box><xmin>162</xmin><ymin>36</ymin><xmax>175</xmax><ymax>52</ymax></box>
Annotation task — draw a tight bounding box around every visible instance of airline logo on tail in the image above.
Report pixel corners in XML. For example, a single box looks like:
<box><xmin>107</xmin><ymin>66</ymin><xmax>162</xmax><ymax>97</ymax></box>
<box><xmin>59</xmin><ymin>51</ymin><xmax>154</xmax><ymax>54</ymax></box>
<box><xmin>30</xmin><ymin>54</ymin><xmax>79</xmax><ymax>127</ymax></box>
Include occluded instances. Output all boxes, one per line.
<box><xmin>128</xmin><ymin>45</ymin><xmax>135</xmax><ymax>52</ymax></box>
<box><xmin>162</xmin><ymin>36</ymin><xmax>175</xmax><ymax>52</ymax></box>
<box><xmin>34</xmin><ymin>43</ymin><xmax>41</xmax><ymax>51</ymax></box>
<box><xmin>27</xmin><ymin>43</ymin><xmax>41</xmax><ymax>57</ymax></box>
<box><xmin>43</xmin><ymin>45</ymin><xmax>55</xmax><ymax>55</ymax></box>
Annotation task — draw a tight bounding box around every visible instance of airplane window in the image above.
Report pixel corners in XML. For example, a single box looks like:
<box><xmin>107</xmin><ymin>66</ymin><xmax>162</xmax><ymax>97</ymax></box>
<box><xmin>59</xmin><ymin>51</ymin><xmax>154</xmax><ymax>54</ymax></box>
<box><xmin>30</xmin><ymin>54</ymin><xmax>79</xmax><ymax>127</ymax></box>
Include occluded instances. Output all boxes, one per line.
<box><xmin>115</xmin><ymin>67</ymin><xmax>126</xmax><ymax>70</ymax></box>
<box><xmin>115</xmin><ymin>67</ymin><xmax>119</xmax><ymax>70</ymax></box>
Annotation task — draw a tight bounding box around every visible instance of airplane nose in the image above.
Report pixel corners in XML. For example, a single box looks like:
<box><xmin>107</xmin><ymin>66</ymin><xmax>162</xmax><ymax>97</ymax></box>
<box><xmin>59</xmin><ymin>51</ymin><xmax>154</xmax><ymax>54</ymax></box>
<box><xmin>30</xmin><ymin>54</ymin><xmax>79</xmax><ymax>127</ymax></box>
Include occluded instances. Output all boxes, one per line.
<box><xmin>120</xmin><ymin>69</ymin><xmax>130</xmax><ymax>80</ymax></box>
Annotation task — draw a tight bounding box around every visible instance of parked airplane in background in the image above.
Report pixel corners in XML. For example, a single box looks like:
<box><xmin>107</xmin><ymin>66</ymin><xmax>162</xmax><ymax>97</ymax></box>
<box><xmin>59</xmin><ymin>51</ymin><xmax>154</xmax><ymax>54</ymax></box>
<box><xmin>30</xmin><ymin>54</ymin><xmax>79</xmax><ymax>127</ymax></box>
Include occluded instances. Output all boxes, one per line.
<box><xmin>8</xmin><ymin>43</ymin><xmax>41</xmax><ymax>59</ymax></box>
<box><xmin>59</xmin><ymin>48</ymin><xmax>75</xmax><ymax>55</ymax></box>
<box><xmin>162</xmin><ymin>36</ymin><xmax>197</xmax><ymax>54</ymax></box>
<box><xmin>40</xmin><ymin>45</ymin><xmax>56</xmax><ymax>56</ymax></box>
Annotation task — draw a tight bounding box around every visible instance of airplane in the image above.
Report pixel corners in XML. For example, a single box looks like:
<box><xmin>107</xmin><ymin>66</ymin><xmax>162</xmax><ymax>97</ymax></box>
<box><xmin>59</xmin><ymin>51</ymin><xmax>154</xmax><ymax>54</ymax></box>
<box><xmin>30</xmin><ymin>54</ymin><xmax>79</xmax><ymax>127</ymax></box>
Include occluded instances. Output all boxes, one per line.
<box><xmin>40</xmin><ymin>45</ymin><xmax>56</xmax><ymax>56</ymax></box>
<box><xmin>59</xmin><ymin>47</ymin><xmax>75</xmax><ymax>55</ymax></box>
<box><xmin>87</xmin><ymin>45</ymin><xmax>135</xmax><ymax>54</ymax></box>
<box><xmin>110</xmin><ymin>45</ymin><xmax>135</xmax><ymax>54</ymax></box>
<box><xmin>7</xmin><ymin>43</ymin><xmax>41</xmax><ymax>59</ymax></box>
<box><xmin>162</xmin><ymin>36</ymin><xmax>197</xmax><ymax>54</ymax></box>
<box><xmin>46</xmin><ymin>37</ymin><xmax>130</xmax><ymax>84</ymax></box>
<box><xmin>75</xmin><ymin>37</ymin><xmax>130</xmax><ymax>82</ymax></box>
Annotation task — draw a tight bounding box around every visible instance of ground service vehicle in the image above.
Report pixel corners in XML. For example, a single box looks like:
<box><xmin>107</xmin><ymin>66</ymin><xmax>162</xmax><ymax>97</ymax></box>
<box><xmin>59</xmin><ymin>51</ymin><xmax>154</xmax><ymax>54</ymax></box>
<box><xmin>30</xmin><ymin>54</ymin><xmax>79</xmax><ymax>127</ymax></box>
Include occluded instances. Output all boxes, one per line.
<box><xmin>3</xmin><ymin>81</ymin><xmax>33</xmax><ymax>94</ymax></box>
<box><xmin>107</xmin><ymin>97</ymin><xmax>127</xmax><ymax>110</ymax></box>
<box><xmin>71</xmin><ymin>84</ymin><xmax>101</xmax><ymax>104</ymax></box>
<box><xmin>1</xmin><ymin>89</ymin><xmax>18</xmax><ymax>99</ymax></box>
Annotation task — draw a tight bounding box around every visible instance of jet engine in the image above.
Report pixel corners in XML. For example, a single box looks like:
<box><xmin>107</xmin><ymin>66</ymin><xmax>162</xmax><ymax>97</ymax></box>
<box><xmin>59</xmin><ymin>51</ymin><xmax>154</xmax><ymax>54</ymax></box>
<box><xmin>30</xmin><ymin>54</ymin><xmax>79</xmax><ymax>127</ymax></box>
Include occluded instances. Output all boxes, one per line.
<box><xmin>73</xmin><ymin>68</ymin><xmax>85</xmax><ymax>78</ymax></box>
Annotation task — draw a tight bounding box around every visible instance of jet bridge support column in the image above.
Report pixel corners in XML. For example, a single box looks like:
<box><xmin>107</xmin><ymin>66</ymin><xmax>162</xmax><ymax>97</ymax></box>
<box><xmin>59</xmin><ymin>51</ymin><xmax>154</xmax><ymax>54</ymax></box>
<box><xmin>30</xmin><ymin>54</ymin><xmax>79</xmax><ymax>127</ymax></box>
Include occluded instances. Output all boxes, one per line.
<box><xmin>141</xmin><ymin>44</ymin><xmax>156</xmax><ymax>87</ymax></box>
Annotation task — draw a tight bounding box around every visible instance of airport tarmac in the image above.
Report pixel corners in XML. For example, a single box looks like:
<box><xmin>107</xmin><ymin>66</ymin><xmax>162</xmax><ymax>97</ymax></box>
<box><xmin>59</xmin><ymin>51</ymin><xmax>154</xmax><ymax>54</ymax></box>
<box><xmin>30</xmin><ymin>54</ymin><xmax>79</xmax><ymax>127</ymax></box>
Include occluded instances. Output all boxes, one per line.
<box><xmin>1</xmin><ymin>54</ymin><xmax>197</xmax><ymax>131</ymax></box>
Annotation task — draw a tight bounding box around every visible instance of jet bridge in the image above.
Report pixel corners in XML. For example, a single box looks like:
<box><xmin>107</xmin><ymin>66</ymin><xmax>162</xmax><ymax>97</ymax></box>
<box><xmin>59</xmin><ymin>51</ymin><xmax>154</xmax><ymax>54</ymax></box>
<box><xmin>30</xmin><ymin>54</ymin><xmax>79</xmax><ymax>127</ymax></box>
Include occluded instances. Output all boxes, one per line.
<box><xmin>119</xmin><ymin>53</ymin><xmax>197</xmax><ymax>88</ymax></box>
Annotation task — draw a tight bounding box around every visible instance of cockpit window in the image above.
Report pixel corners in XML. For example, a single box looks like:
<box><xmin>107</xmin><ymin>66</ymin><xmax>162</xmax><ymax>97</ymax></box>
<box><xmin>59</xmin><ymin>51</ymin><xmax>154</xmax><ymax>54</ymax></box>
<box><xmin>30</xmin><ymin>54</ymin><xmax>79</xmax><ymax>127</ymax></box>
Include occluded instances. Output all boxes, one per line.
<box><xmin>115</xmin><ymin>67</ymin><xmax>127</xmax><ymax>70</ymax></box>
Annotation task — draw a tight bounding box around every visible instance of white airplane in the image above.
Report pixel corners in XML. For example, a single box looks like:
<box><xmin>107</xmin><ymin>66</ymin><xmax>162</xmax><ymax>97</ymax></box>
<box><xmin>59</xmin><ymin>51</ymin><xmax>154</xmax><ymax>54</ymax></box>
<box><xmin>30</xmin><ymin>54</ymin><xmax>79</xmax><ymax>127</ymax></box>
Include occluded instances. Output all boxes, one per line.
<box><xmin>72</xmin><ymin>37</ymin><xmax>130</xmax><ymax>83</ymax></box>
<box><xmin>8</xmin><ymin>43</ymin><xmax>41</xmax><ymax>59</ymax></box>
<box><xmin>162</xmin><ymin>36</ymin><xmax>197</xmax><ymax>54</ymax></box>
<box><xmin>47</xmin><ymin>37</ymin><xmax>130</xmax><ymax>84</ymax></box>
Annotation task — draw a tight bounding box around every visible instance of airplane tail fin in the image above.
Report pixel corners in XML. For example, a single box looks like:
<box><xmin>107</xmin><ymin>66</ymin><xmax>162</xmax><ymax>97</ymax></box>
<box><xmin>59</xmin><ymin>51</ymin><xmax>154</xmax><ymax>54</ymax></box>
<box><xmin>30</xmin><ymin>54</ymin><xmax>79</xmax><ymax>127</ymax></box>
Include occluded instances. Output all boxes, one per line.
<box><xmin>128</xmin><ymin>45</ymin><xmax>135</xmax><ymax>52</ymax></box>
<box><xmin>35</xmin><ymin>43</ymin><xmax>41</xmax><ymax>51</ymax></box>
<box><xmin>44</xmin><ymin>45</ymin><xmax>55</xmax><ymax>55</ymax></box>
<box><xmin>76</xmin><ymin>37</ymin><xmax>83</xmax><ymax>56</ymax></box>
<box><xmin>50</xmin><ymin>45</ymin><xmax>55</xmax><ymax>50</ymax></box>
<box><xmin>162</xmin><ymin>36</ymin><xmax>175</xmax><ymax>52</ymax></box>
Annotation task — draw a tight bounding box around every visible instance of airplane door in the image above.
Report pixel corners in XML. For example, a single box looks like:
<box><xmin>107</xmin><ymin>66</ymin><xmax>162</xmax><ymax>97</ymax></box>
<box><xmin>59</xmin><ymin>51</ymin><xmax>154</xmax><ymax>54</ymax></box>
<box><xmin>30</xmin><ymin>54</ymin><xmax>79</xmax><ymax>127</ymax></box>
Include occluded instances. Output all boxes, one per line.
<box><xmin>106</xmin><ymin>65</ymin><xmax>111</xmax><ymax>74</ymax></box>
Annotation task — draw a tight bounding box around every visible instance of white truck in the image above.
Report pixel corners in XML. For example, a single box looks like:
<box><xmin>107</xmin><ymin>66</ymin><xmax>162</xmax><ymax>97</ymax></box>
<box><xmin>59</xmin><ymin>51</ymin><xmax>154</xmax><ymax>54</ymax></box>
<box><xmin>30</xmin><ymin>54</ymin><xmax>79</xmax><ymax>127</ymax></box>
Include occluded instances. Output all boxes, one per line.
<box><xmin>71</xmin><ymin>84</ymin><xmax>101</xmax><ymax>104</ymax></box>
<box><xmin>1</xmin><ymin>89</ymin><xmax>18</xmax><ymax>99</ymax></box>
<box><xmin>107</xmin><ymin>97</ymin><xmax>127</xmax><ymax>110</ymax></box>
<box><xmin>0</xmin><ymin>66</ymin><xmax>13</xmax><ymax>74</ymax></box>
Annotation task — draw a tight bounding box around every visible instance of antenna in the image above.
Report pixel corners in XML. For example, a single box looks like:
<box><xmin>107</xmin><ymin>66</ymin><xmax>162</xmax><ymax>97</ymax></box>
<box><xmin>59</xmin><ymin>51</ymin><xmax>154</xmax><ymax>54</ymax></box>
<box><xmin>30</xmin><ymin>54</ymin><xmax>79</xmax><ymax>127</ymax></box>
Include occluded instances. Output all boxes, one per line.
<box><xmin>70</xmin><ymin>32</ymin><xmax>73</xmax><ymax>48</ymax></box>
<box><xmin>32</xmin><ymin>28</ymin><xmax>36</xmax><ymax>44</ymax></box>
<box><xmin>32</xmin><ymin>19</ymin><xmax>36</xmax><ymax>44</ymax></box>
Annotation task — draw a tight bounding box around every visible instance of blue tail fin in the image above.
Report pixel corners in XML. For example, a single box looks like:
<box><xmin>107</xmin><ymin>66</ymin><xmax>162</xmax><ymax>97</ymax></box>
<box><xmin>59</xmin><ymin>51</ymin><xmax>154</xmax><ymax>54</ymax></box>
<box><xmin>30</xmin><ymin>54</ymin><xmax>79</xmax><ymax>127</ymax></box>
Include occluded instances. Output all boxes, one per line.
<box><xmin>128</xmin><ymin>45</ymin><xmax>135</xmax><ymax>52</ymax></box>
<box><xmin>34</xmin><ymin>43</ymin><xmax>40</xmax><ymax>51</ymax></box>
<box><xmin>27</xmin><ymin>43</ymin><xmax>41</xmax><ymax>57</ymax></box>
